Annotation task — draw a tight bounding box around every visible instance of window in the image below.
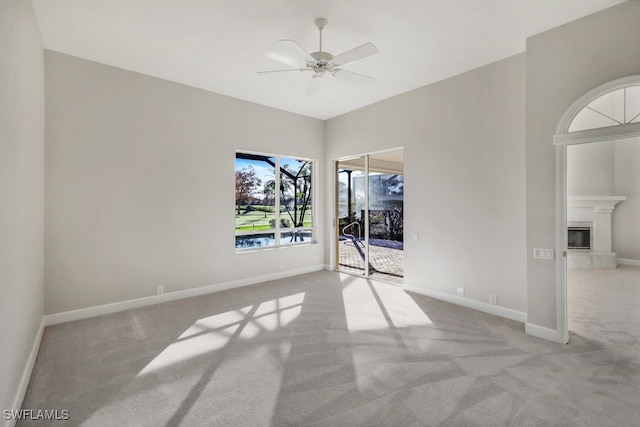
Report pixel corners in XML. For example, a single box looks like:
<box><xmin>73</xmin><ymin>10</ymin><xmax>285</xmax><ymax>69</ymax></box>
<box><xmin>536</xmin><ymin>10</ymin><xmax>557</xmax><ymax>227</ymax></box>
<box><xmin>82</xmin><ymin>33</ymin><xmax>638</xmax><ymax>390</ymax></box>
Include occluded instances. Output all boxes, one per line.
<box><xmin>235</xmin><ymin>152</ymin><xmax>313</xmax><ymax>250</ymax></box>
<box><xmin>568</xmin><ymin>85</ymin><xmax>640</xmax><ymax>132</ymax></box>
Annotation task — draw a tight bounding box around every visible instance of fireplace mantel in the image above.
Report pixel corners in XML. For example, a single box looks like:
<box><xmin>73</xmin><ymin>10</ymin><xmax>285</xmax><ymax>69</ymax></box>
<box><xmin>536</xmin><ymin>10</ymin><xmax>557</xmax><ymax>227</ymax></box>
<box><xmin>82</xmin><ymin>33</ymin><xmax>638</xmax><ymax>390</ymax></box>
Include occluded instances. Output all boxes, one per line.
<box><xmin>567</xmin><ymin>196</ymin><xmax>626</xmax><ymax>213</ymax></box>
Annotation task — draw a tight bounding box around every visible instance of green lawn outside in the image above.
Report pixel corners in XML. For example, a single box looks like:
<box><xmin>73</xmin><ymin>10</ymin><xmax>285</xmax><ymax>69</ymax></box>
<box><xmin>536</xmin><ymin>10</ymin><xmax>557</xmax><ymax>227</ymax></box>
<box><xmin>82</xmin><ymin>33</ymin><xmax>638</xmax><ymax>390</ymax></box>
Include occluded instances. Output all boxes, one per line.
<box><xmin>235</xmin><ymin>210</ymin><xmax>276</xmax><ymax>232</ymax></box>
<box><xmin>235</xmin><ymin>207</ymin><xmax>312</xmax><ymax>232</ymax></box>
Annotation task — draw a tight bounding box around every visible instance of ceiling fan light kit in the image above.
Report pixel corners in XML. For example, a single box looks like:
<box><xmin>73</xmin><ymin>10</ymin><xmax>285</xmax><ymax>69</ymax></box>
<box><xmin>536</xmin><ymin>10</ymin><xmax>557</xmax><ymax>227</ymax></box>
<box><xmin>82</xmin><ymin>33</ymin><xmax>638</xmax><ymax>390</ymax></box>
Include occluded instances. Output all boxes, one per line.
<box><xmin>258</xmin><ymin>17</ymin><xmax>378</xmax><ymax>95</ymax></box>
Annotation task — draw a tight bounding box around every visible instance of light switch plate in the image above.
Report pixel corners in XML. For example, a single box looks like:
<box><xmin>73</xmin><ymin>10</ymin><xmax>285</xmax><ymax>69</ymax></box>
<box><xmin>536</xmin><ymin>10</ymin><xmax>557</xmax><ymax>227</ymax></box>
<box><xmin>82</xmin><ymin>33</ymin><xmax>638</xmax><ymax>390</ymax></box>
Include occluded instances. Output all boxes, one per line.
<box><xmin>533</xmin><ymin>248</ymin><xmax>554</xmax><ymax>260</ymax></box>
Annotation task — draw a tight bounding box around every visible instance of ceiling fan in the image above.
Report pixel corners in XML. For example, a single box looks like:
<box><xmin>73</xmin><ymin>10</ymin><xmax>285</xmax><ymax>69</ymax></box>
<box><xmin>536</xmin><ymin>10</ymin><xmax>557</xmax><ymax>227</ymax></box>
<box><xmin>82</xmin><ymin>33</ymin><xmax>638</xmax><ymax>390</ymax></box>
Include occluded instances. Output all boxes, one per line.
<box><xmin>258</xmin><ymin>18</ymin><xmax>378</xmax><ymax>95</ymax></box>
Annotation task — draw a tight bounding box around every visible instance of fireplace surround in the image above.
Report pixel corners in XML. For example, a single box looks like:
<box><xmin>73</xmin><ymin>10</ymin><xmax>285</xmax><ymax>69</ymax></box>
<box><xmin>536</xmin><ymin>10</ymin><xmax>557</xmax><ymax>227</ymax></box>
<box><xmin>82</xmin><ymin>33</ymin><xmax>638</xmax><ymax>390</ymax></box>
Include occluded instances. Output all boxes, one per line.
<box><xmin>567</xmin><ymin>196</ymin><xmax>625</xmax><ymax>269</ymax></box>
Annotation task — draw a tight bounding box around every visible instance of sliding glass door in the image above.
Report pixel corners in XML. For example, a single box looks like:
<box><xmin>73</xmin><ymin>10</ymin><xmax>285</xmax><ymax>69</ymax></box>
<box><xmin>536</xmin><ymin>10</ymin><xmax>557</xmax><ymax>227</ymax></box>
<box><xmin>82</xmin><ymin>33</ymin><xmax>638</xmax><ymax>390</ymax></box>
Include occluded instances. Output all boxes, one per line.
<box><xmin>336</xmin><ymin>150</ymin><xmax>404</xmax><ymax>283</ymax></box>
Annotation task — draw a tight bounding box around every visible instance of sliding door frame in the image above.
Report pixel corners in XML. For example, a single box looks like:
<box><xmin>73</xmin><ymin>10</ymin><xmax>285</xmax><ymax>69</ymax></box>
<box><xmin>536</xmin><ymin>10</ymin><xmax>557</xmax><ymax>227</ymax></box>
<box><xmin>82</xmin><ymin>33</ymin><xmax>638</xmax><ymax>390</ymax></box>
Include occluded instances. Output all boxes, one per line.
<box><xmin>334</xmin><ymin>147</ymin><xmax>403</xmax><ymax>280</ymax></box>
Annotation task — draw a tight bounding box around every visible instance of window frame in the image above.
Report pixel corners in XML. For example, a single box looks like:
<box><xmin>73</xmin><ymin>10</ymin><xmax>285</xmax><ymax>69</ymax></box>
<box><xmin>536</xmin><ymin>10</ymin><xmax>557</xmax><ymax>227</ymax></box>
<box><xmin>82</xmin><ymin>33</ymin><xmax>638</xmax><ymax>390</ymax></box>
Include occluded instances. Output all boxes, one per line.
<box><xmin>235</xmin><ymin>150</ymin><xmax>315</xmax><ymax>251</ymax></box>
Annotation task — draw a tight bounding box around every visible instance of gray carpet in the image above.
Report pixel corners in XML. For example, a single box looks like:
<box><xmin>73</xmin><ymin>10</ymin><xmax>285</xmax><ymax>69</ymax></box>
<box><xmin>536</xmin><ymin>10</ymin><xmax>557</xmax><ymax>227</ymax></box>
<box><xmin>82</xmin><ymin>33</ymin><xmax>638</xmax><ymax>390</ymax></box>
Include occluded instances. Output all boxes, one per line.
<box><xmin>19</xmin><ymin>268</ymin><xmax>640</xmax><ymax>426</ymax></box>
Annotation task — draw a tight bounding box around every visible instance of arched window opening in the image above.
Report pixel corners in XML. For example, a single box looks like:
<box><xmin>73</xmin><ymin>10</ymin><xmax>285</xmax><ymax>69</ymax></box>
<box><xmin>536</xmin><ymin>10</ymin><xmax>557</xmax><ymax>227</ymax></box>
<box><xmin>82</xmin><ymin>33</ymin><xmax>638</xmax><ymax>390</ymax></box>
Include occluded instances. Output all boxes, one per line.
<box><xmin>555</xmin><ymin>76</ymin><xmax>640</xmax><ymax>146</ymax></box>
<box><xmin>568</xmin><ymin>85</ymin><xmax>640</xmax><ymax>132</ymax></box>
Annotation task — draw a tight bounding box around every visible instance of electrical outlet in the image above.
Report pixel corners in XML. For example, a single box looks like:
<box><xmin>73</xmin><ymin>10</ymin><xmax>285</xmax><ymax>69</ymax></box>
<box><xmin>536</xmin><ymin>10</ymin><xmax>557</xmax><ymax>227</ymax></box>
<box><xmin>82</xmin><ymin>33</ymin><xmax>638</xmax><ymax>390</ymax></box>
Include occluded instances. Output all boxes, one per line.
<box><xmin>156</xmin><ymin>285</ymin><xmax>164</xmax><ymax>295</ymax></box>
<box><xmin>489</xmin><ymin>294</ymin><xmax>497</xmax><ymax>305</ymax></box>
<box><xmin>457</xmin><ymin>287</ymin><xmax>465</xmax><ymax>297</ymax></box>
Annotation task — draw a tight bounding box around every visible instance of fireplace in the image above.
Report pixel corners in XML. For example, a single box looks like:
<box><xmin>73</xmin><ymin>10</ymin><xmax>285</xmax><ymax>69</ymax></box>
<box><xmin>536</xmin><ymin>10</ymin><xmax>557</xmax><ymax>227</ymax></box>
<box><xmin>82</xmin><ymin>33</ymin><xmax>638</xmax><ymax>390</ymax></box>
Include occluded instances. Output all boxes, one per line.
<box><xmin>568</xmin><ymin>227</ymin><xmax>591</xmax><ymax>250</ymax></box>
<box><xmin>567</xmin><ymin>196</ymin><xmax>625</xmax><ymax>269</ymax></box>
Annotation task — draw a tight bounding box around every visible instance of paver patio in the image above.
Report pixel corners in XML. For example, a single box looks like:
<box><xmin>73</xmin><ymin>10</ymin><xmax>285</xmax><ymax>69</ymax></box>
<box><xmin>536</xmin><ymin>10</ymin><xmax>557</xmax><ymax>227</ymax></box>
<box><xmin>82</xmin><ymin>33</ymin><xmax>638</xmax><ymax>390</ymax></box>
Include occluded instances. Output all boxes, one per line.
<box><xmin>338</xmin><ymin>240</ymin><xmax>404</xmax><ymax>284</ymax></box>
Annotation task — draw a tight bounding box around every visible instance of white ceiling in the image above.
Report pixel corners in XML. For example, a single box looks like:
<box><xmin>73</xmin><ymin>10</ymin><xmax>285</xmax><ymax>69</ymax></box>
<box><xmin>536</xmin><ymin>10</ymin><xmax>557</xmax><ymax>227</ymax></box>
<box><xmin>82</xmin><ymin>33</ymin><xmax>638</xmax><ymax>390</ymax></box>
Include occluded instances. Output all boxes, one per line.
<box><xmin>32</xmin><ymin>0</ymin><xmax>623</xmax><ymax>120</ymax></box>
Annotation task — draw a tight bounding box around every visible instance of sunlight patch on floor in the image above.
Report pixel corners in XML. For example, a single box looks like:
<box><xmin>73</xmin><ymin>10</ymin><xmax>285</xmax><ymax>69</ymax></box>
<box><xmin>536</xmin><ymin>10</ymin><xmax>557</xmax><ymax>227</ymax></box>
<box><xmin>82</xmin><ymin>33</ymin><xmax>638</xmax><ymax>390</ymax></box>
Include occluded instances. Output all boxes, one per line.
<box><xmin>137</xmin><ymin>293</ymin><xmax>305</xmax><ymax>376</ymax></box>
<box><xmin>179</xmin><ymin>306</ymin><xmax>253</xmax><ymax>340</ymax></box>
<box><xmin>137</xmin><ymin>326</ymin><xmax>237</xmax><ymax>376</ymax></box>
<box><xmin>341</xmin><ymin>276</ymin><xmax>432</xmax><ymax>332</ymax></box>
<box><xmin>239</xmin><ymin>293</ymin><xmax>305</xmax><ymax>339</ymax></box>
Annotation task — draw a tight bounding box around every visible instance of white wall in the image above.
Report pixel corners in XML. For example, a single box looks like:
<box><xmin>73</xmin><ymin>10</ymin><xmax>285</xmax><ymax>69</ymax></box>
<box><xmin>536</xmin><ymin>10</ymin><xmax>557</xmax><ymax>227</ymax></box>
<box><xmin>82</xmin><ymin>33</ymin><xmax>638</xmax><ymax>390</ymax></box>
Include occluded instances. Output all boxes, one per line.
<box><xmin>44</xmin><ymin>52</ymin><xmax>325</xmax><ymax>315</ymax></box>
<box><xmin>326</xmin><ymin>54</ymin><xmax>527</xmax><ymax>314</ymax></box>
<box><xmin>614</xmin><ymin>138</ymin><xmax>640</xmax><ymax>260</ymax></box>
<box><xmin>0</xmin><ymin>0</ymin><xmax>45</xmax><ymax>418</ymax></box>
<box><xmin>567</xmin><ymin>141</ymin><xmax>615</xmax><ymax>196</ymax></box>
<box><xmin>526</xmin><ymin>1</ymin><xmax>640</xmax><ymax>330</ymax></box>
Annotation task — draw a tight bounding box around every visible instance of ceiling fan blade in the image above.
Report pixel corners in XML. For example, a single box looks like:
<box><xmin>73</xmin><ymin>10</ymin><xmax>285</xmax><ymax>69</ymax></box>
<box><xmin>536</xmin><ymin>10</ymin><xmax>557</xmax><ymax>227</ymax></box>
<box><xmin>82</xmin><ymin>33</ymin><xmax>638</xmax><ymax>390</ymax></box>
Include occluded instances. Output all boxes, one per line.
<box><xmin>306</xmin><ymin>75</ymin><xmax>322</xmax><ymax>95</ymax></box>
<box><xmin>332</xmin><ymin>42</ymin><xmax>378</xmax><ymax>66</ymax></box>
<box><xmin>265</xmin><ymin>51</ymin><xmax>306</xmax><ymax>69</ymax></box>
<box><xmin>257</xmin><ymin>68</ymin><xmax>310</xmax><ymax>74</ymax></box>
<box><xmin>279</xmin><ymin>39</ymin><xmax>315</xmax><ymax>63</ymax></box>
<box><xmin>332</xmin><ymin>69</ymin><xmax>374</xmax><ymax>86</ymax></box>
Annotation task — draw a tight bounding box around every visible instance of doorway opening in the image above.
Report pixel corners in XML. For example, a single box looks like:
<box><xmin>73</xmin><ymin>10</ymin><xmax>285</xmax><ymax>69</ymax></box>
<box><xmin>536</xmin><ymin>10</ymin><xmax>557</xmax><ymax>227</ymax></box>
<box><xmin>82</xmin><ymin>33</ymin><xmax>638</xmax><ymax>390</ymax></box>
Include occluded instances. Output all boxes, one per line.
<box><xmin>566</xmin><ymin>137</ymin><xmax>640</xmax><ymax>345</ymax></box>
<box><xmin>335</xmin><ymin>149</ymin><xmax>404</xmax><ymax>284</ymax></box>
<box><xmin>555</xmin><ymin>75</ymin><xmax>640</xmax><ymax>344</ymax></box>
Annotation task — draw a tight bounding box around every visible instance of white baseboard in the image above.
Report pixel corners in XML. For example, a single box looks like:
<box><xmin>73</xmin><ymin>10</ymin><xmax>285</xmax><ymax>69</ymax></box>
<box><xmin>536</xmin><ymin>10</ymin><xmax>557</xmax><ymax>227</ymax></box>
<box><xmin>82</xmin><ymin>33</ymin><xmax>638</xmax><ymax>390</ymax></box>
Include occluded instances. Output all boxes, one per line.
<box><xmin>525</xmin><ymin>322</ymin><xmax>567</xmax><ymax>344</ymax></box>
<box><xmin>7</xmin><ymin>318</ymin><xmax>46</xmax><ymax>427</ymax></box>
<box><xmin>402</xmin><ymin>283</ymin><xmax>527</xmax><ymax>323</ymax></box>
<box><xmin>44</xmin><ymin>265</ymin><xmax>325</xmax><ymax>326</ymax></box>
<box><xmin>618</xmin><ymin>258</ymin><xmax>640</xmax><ymax>267</ymax></box>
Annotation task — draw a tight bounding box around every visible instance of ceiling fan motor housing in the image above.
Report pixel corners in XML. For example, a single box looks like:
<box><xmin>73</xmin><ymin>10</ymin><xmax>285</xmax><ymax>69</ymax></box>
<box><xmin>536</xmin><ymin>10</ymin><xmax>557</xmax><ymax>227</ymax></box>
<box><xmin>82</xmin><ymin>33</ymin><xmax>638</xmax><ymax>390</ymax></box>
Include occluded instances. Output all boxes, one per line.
<box><xmin>308</xmin><ymin>50</ymin><xmax>334</xmax><ymax>75</ymax></box>
<box><xmin>311</xmin><ymin>51</ymin><xmax>333</xmax><ymax>61</ymax></box>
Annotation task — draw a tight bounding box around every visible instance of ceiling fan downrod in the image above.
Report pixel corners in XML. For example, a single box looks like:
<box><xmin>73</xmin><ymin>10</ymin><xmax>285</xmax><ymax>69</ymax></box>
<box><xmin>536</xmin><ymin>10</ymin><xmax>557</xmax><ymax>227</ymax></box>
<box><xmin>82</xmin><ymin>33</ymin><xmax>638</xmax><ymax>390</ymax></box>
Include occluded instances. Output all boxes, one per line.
<box><xmin>310</xmin><ymin>17</ymin><xmax>333</xmax><ymax>67</ymax></box>
<box><xmin>315</xmin><ymin>18</ymin><xmax>328</xmax><ymax>52</ymax></box>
